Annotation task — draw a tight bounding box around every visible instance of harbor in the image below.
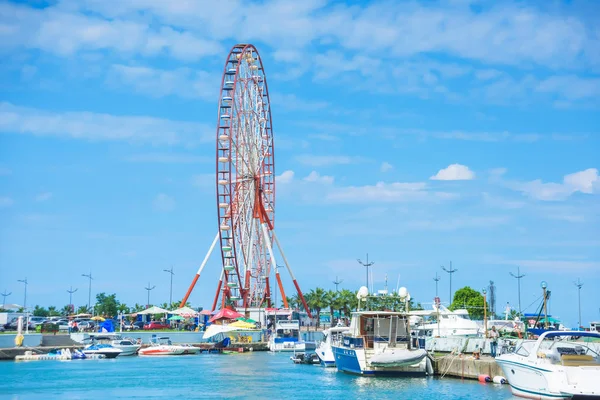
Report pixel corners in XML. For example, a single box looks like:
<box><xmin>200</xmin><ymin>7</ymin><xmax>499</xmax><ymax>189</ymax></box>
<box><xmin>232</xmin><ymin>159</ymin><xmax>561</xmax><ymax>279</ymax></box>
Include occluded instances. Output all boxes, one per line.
<box><xmin>2</xmin><ymin>1</ymin><xmax>600</xmax><ymax>398</ymax></box>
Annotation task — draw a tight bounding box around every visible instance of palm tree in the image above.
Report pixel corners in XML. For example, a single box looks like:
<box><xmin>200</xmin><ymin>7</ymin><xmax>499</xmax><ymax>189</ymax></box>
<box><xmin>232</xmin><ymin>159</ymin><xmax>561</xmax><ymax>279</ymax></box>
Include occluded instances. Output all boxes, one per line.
<box><xmin>132</xmin><ymin>303</ymin><xmax>145</xmax><ymax>313</ymax></box>
<box><xmin>338</xmin><ymin>289</ymin><xmax>356</xmax><ymax>318</ymax></box>
<box><xmin>307</xmin><ymin>288</ymin><xmax>327</xmax><ymax>329</ymax></box>
<box><xmin>47</xmin><ymin>306</ymin><xmax>61</xmax><ymax>316</ymax></box>
<box><xmin>324</xmin><ymin>290</ymin><xmax>338</xmax><ymax>326</ymax></box>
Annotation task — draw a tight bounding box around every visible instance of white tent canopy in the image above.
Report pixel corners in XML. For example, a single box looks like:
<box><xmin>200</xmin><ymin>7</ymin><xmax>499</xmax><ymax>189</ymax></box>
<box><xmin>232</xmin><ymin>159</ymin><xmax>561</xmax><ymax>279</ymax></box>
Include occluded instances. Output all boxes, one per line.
<box><xmin>171</xmin><ymin>306</ymin><xmax>198</xmax><ymax>317</ymax></box>
<box><xmin>202</xmin><ymin>324</ymin><xmax>252</xmax><ymax>340</ymax></box>
<box><xmin>137</xmin><ymin>306</ymin><xmax>169</xmax><ymax>315</ymax></box>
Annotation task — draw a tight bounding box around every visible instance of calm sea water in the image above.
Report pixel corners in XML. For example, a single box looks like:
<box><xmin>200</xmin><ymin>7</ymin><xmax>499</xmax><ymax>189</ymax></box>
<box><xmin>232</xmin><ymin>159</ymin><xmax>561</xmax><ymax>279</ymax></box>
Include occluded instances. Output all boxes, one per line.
<box><xmin>2</xmin><ymin>352</ymin><xmax>515</xmax><ymax>399</ymax></box>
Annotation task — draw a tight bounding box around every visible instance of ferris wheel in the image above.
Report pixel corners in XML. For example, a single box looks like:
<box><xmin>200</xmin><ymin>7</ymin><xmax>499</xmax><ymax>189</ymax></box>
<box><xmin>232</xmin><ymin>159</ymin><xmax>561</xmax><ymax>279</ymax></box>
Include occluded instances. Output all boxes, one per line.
<box><xmin>181</xmin><ymin>44</ymin><xmax>311</xmax><ymax>316</ymax></box>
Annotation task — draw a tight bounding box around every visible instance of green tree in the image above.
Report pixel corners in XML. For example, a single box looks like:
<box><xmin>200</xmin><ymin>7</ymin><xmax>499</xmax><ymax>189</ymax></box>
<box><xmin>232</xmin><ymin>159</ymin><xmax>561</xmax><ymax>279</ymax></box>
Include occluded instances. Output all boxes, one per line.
<box><xmin>76</xmin><ymin>305</ymin><xmax>91</xmax><ymax>314</ymax></box>
<box><xmin>95</xmin><ymin>293</ymin><xmax>119</xmax><ymax>317</ymax></box>
<box><xmin>117</xmin><ymin>303</ymin><xmax>131</xmax><ymax>314</ymax></box>
<box><xmin>307</xmin><ymin>288</ymin><xmax>327</xmax><ymax>329</ymax></box>
<box><xmin>324</xmin><ymin>290</ymin><xmax>339</xmax><ymax>325</ymax></box>
<box><xmin>61</xmin><ymin>305</ymin><xmax>73</xmax><ymax>316</ymax></box>
<box><xmin>47</xmin><ymin>306</ymin><xmax>61</xmax><ymax>316</ymax></box>
<box><xmin>449</xmin><ymin>286</ymin><xmax>488</xmax><ymax>319</ymax></box>
<box><xmin>33</xmin><ymin>305</ymin><xmax>49</xmax><ymax>317</ymax></box>
<box><xmin>131</xmin><ymin>303</ymin><xmax>146</xmax><ymax>313</ymax></box>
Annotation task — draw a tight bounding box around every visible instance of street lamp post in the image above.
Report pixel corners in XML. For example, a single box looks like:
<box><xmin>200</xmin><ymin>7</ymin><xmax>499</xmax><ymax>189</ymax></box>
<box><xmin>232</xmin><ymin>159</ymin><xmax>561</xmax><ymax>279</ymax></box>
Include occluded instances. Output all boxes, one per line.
<box><xmin>541</xmin><ymin>281</ymin><xmax>548</xmax><ymax>329</ymax></box>
<box><xmin>82</xmin><ymin>272</ymin><xmax>93</xmax><ymax>312</ymax></box>
<box><xmin>145</xmin><ymin>283</ymin><xmax>156</xmax><ymax>308</ymax></box>
<box><xmin>163</xmin><ymin>267</ymin><xmax>175</xmax><ymax>308</ymax></box>
<box><xmin>67</xmin><ymin>287</ymin><xmax>78</xmax><ymax>315</ymax></box>
<box><xmin>17</xmin><ymin>278</ymin><xmax>28</xmax><ymax>310</ymax></box>
<box><xmin>433</xmin><ymin>272</ymin><xmax>440</xmax><ymax>297</ymax></box>
<box><xmin>510</xmin><ymin>267</ymin><xmax>525</xmax><ymax>315</ymax></box>
<box><xmin>1</xmin><ymin>290</ymin><xmax>11</xmax><ymax>308</ymax></box>
<box><xmin>333</xmin><ymin>276</ymin><xmax>343</xmax><ymax>292</ymax></box>
<box><xmin>483</xmin><ymin>288</ymin><xmax>488</xmax><ymax>338</ymax></box>
<box><xmin>574</xmin><ymin>279</ymin><xmax>583</xmax><ymax>330</ymax></box>
<box><xmin>357</xmin><ymin>254</ymin><xmax>374</xmax><ymax>293</ymax></box>
<box><xmin>441</xmin><ymin>262</ymin><xmax>457</xmax><ymax>304</ymax></box>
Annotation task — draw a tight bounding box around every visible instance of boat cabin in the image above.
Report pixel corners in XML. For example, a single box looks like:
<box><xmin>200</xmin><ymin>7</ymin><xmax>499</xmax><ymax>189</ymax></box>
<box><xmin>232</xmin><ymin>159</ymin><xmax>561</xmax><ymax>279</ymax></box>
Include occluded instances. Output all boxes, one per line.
<box><xmin>344</xmin><ymin>311</ymin><xmax>411</xmax><ymax>350</ymax></box>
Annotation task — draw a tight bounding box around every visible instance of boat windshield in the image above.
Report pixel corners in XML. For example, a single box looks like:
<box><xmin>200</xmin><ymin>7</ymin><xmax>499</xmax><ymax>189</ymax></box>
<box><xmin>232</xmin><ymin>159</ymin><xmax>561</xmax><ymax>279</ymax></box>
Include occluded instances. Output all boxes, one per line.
<box><xmin>514</xmin><ymin>341</ymin><xmax>536</xmax><ymax>357</ymax></box>
<box><xmin>547</xmin><ymin>337</ymin><xmax>600</xmax><ymax>358</ymax></box>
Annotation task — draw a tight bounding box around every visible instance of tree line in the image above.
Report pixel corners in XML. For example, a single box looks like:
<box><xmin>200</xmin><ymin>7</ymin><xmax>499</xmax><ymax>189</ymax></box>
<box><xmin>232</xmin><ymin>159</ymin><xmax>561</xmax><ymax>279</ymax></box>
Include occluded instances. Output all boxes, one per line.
<box><xmin>1</xmin><ymin>285</ymin><xmax>497</xmax><ymax>324</ymax></box>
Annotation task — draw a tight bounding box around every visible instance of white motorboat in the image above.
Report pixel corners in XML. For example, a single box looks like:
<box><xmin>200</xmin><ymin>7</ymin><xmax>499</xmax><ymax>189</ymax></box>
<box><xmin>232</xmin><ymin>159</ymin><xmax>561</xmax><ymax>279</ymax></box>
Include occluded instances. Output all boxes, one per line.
<box><xmin>411</xmin><ymin>305</ymin><xmax>481</xmax><ymax>338</ymax></box>
<box><xmin>496</xmin><ymin>331</ymin><xmax>600</xmax><ymax>399</ymax></box>
<box><xmin>82</xmin><ymin>344</ymin><xmax>122</xmax><ymax>359</ymax></box>
<box><xmin>332</xmin><ymin>310</ymin><xmax>430</xmax><ymax>376</ymax></box>
<box><xmin>110</xmin><ymin>338</ymin><xmax>142</xmax><ymax>356</ymax></box>
<box><xmin>138</xmin><ymin>337</ymin><xmax>187</xmax><ymax>356</ymax></box>
<box><xmin>316</xmin><ymin>325</ymin><xmax>349</xmax><ymax>367</ymax></box>
<box><xmin>268</xmin><ymin>319</ymin><xmax>315</xmax><ymax>352</ymax></box>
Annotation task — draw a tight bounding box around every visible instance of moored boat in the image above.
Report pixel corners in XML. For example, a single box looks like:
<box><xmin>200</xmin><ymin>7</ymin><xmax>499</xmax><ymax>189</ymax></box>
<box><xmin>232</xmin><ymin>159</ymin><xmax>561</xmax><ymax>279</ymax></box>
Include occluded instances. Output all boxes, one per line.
<box><xmin>83</xmin><ymin>343</ymin><xmax>122</xmax><ymax>359</ymax></box>
<box><xmin>268</xmin><ymin>318</ymin><xmax>315</xmax><ymax>352</ymax></box>
<box><xmin>138</xmin><ymin>336</ymin><xmax>187</xmax><ymax>356</ymax></box>
<box><xmin>316</xmin><ymin>325</ymin><xmax>349</xmax><ymax>367</ymax></box>
<box><xmin>496</xmin><ymin>331</ymin><xmax>600</xmax><ymax>399</ymax></box>
<box><xmin>332</xmin><ymin>309</ymin><xmax>430</xmax><ymax>376</ymax></box>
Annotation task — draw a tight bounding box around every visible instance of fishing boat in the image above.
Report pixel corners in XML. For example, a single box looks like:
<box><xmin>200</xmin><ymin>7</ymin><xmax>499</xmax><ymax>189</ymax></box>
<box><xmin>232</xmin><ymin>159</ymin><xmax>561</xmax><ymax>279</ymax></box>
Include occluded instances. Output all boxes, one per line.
<box><xmin>332</xmin><ymin>310</ymin><xmax>430</xmax><ymax>376</ymax></box>
<box><xmin>496</xmin><ymin>331</ymin><xmax>600</xmax><ymax>399</ymax></box>
<box><xmin>316</xmin><ymin>325</ymin><xmax>350</xmax><ymax>367</ymax></box>
<box><xmin>268</xmin><ymin>318</ymin><xmax>315</xmax><ymax>352</ymax></box>
<box><xmin>138</xmin><ymin>336</ymin><xmax>187</xmax><ymax>356</ymax></box>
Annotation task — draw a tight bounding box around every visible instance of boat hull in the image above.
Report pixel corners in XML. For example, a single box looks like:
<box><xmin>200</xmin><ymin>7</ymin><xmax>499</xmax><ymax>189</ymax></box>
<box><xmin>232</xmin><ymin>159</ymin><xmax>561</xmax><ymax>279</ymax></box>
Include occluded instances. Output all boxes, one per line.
<box><xmin>138</xmin><ymin>346</ymin><xmax>186</xmax><ymax>356</ymax></box>
<box><xmin>496</xmin><ymin>358</ymin><xmax>577</xmax><ymax>400</ymax></box>
<box><xmin>332</xmin><ymin>346</ymin><xmax>427</xmax><ymax>376</ymax></box>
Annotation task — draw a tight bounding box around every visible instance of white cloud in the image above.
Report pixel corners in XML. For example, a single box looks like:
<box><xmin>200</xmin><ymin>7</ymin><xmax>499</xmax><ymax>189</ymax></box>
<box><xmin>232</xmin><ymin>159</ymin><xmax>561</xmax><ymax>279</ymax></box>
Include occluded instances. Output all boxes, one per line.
<box><xmin>295</xmin><ymin>154</ymin><xmax>362</xmax><ymax>167</ymax></box>
<box><xmin>276</xmin><ymin>170</ymin><xmax>295</xmax><ymax>184</ymax></box>
<box><xmin>153</xmin><ymin>193</ymin><xmax>175</xmax><ymax>212</ymax></box>
<box><xmin>430</xmin><ymin>164</ymin><xmax>475</xmax><ymax>181</ymax></box>
<box><xmin>0</xmin><ymin>196</ymin><xmax>14</xmax><ymax>207</ymax></box>
<box><xmin>35</xmin><ymin>192</ymin><xmax>53</xmax><ymax>202</ymax></box>
<box><xmin>125</xmin><ymin>153</ymin><xmax>210</xmax><ymax>163</ymax></box>
<box><xmin>303</xmin><ymin>171</ymin><xmax>334</xmax><ymax>185</ymax></box>
<box><xmin>510</xmin><ymin>168</ymin><xmax>599</xmax><ymax>201</ymax></box>
<box><xmin>0</xmin><ymin>2</ymin><xmax>223</xmax><ymax>60</ymax></box>
<box><xmin>380</xmin><ymin>162</ymin><xmax>393</xmax><ymax>173</ymax></box>
<box><xmin>107</xmin><ymin>64</ymin><xmax>220</xmax><ymax>100</ymax></box>
<box><xmin>326</xmin><ymin>181</ymin><xmax>428</xmax><ymax>203</ymax></box>
<box><xmin>0</xmin><ymin>102</ymin><xmax>212</xmax><ymax>146</ymax></box>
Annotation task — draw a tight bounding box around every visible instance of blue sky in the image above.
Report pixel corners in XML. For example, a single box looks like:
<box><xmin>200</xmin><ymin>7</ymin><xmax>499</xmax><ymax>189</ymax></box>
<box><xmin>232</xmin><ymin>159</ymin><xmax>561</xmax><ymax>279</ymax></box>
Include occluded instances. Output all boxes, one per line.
<box><xmin>0</xmin><ymin>0</ymin><xmax>599</xmax><ymax>326</ymax></box>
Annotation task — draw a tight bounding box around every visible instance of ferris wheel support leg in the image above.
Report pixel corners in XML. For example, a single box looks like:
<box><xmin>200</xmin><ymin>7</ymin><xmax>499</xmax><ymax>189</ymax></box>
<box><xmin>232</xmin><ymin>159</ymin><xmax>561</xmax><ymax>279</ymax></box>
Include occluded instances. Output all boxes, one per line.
<box><xmin>272</xmin><ymin>230</ymin><xmax>313</xmax><ymax>318</ymax></box>
<box><xmin>211</xmin><ymin>270</ymin><xmax>224</xmax><ymax>312</ymax></box>
<box><xmin>260</xmin><ymin>223</ymin><xmax>288</xmax><ymax>309</ymax></box>
<box><xmin>180</xmin><ymin>231</ymin><xmax>220</xmax><ymax>307</ymax></box>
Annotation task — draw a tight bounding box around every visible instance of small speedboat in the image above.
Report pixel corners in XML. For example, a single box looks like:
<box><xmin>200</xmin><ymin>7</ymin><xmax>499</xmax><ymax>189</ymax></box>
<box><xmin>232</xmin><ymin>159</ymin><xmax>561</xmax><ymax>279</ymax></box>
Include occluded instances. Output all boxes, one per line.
<box><xmin>180</xmin><ymin>344</ymin><xmax>200</xmax><ymax>355</ymax></box>
<box><xmin>110</xmin><ymin>338</ymin><xmax>142</xmax><ymax>356</ymax></box>
<box><xmin>138</xmin><ymin>337</ymin><xmax>187</xmax><ymax>356</ymax></box>
<box><xmin>83</xmin><ymin>344</ymin><xmax>122</xmax><ymax>359</ymax></box>
<box><xmin>291</xmin><ymin>352</ymin><xmax>320</xmax><ymax>365</ymax></box>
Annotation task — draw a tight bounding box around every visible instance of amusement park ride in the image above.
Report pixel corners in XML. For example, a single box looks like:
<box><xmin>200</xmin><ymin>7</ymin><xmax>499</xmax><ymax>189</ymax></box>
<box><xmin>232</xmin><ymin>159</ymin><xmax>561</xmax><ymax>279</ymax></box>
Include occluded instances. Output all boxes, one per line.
<box><xmin>180</xmin><ymin>44</ymin><xmax>312</xmax><ymax>318</ymax></box>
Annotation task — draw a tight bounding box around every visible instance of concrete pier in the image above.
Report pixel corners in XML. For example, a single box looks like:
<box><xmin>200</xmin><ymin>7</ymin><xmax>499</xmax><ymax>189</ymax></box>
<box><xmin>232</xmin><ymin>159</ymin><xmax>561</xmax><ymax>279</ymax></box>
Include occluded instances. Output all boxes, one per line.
<box><xmin>433</xmin><ymin>355</ymin><xmax>503</xmax><ymax>380</ymax></box>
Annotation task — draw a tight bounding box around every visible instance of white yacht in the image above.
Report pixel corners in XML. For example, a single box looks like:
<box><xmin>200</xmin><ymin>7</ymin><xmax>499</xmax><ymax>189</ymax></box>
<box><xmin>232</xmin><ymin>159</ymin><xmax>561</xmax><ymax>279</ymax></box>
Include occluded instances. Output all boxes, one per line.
<box><xmin>411</xmin><ymin>305</ymin><xmax>481</xmax><ymax>337</ymax></box>
<box><xmin>316</xmin><ymin>325</ymin><xmax>350</xmax><ymax>367</ymax></box>
<box><xmin>496</xmin><ymin>331</ymin><xmax>600</xmax><ymax>399</ymax></box>
<box><xmin>332</xmin><ymin>310</ymin><xmax>430</xmax><ymax>376</ymax></box>
<box><xmin>268</xmin><ymin>319</ymin><xmax>315</xmax><ymax>352</ymax></box>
